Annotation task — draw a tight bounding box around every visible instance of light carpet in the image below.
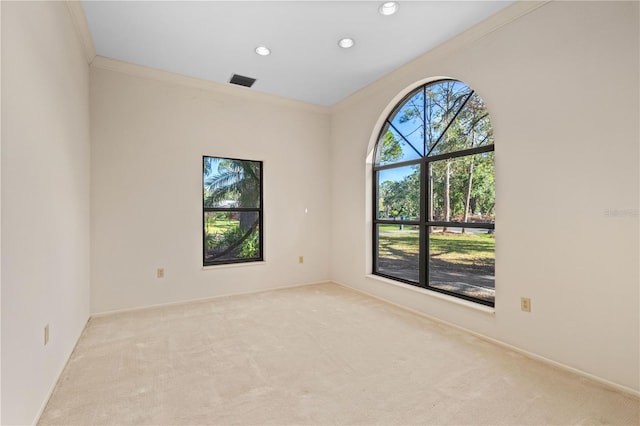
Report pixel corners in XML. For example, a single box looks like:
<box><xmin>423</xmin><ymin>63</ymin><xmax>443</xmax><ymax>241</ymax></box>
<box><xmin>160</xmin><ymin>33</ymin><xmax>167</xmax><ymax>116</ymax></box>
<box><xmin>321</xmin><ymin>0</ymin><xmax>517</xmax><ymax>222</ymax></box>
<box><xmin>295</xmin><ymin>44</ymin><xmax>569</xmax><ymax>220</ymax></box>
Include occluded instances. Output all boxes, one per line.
<box><xmin>39</xmin><ymin>283</ymin><xmax>639</xmax><ymax>425</ymax></box>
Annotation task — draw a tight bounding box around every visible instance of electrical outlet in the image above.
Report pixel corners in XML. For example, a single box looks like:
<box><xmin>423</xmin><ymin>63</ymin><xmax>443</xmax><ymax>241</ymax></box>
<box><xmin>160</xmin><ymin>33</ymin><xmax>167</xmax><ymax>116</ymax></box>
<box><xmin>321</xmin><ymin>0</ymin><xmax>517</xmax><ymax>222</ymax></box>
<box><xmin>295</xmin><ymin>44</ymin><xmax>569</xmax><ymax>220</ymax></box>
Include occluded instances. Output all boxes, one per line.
<box><xmin>44</xmin><ymin>324</ymin><xmax>49</xmax><ymax>345</ymax></box>
<box><xmin>298</xmin><ymin>256</ymin><xmax>304</xmax><ymax>264</ymax></box>
<box><xmin>157</xmin><ymin>268</ymin><xmax>165</xmax><ymax>279</ymax></box>
<box><xmin>521</xmin><ymin>297</ymin><xmax>531</xmax><ymax>312</ymax></box>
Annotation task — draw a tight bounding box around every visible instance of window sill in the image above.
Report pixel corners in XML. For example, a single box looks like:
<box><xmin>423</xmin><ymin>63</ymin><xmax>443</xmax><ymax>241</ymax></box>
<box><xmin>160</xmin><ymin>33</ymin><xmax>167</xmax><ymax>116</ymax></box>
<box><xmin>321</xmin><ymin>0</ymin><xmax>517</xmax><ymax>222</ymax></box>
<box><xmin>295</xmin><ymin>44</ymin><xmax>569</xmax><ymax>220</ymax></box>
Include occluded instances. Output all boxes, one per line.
<box><xmin>202</xmin><ymin>261</ymin><xmax>266</xmax><ymax>271</ymax></box>
<box><xmin>366</xmin><ymin>274</ymin><xmax>495</xmax><ymax>315</ymax></box>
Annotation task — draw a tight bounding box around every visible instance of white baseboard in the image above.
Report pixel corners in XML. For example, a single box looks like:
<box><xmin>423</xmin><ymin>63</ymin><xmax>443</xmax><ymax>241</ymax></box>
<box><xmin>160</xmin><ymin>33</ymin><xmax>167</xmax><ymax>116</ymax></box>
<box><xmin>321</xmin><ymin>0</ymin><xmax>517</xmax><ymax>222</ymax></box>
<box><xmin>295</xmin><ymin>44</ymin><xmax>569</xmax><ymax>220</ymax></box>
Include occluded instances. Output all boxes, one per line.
<box><xmin>33</xmin><ymin>316</ymin><xmax>92</xmax><ymax>425</ymax></box>
<box><xmin>40</xmin><ymin>278</ymin><xmax>636</xmax><ymax>426</ymax></box>
<box><xmin>330</xmin><ymin>280</ymin><xmax>640</xmax><ymax>399</ymax></box>
<box><xmin>91</xmin><ymin>280</ymin><xmax>331</xmax><ymax>318</ymax></box>
<box><xmin>35</xmin><ymin>280</ymin><xmax>332</xmax><ymax>423</ymax></box>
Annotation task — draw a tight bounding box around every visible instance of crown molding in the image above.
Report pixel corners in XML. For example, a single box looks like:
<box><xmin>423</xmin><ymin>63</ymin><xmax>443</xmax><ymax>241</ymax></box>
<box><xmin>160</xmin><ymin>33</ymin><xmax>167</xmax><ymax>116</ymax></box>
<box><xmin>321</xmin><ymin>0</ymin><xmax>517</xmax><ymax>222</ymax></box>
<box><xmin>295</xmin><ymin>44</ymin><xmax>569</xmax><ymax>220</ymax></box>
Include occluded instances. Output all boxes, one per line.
<box><xmin>91</xmin><ymin>56</ymin><xmax>331</xmax><ymax>115</ymax></box>
<box><xmin>65</xmin><ymin>1</ymin><xmax>96</xmax><ymax>64</ymax></box>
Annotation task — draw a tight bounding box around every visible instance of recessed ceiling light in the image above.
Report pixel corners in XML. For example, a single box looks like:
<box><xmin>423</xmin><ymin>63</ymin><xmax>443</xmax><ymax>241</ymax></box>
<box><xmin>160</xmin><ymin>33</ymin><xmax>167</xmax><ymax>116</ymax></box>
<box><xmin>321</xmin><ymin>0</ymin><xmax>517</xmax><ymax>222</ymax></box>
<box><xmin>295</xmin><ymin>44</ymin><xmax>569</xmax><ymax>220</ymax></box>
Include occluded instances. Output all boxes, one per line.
<box><xmin>255</xmin><ymin>46</ymin><xmax>271</xmax><ymax>56</ymax></box>
<box><xmin>338</xmin><ymin>38</ymin><xmax>355</xmax><ymax>49</ymax></box>
<box><xmin>379</xmin><ymin>1</ymin><xmax>399</xmax><ymax>16</ymax></box>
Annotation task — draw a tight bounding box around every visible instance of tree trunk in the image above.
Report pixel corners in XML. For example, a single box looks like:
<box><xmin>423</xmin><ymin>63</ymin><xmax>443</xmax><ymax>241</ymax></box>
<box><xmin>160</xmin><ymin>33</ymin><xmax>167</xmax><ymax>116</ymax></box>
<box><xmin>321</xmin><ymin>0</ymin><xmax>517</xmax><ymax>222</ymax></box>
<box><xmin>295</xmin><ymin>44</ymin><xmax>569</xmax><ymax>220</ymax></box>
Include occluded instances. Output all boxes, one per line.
<box><xmin>239</xmin><ymin>212</ymin><xmax>254</xmax><ymax>230</ymax></box>
<box><xmin>443</xmin><ymin>160</ymin><xmax>451</xmax><ymax>232</ymax></box>
<box><xmin>462</xmin><ymin>157</ymin><xmax>475</xmax><ymax>234</ymax></box>
<box><xmin>239</xmin><ymin>184</ymin><xmax>258</xmax><ymax>230</ymax></box>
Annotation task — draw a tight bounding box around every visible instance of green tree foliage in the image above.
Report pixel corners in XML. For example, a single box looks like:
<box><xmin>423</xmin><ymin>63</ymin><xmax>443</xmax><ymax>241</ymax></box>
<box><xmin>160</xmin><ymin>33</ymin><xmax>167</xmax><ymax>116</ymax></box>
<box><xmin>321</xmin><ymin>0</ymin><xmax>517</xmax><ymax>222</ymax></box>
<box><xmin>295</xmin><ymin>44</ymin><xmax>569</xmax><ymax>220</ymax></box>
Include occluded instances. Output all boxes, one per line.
<box><xmin>431</xmin><ymin>153</ymin><xmax>495</xmax><ymax>221</ymax></box>
<box><xmin>204</xmin><ymin>158</ymin><xmax>260</xmax><ymax>210</ymax></box>
<box><xmin>377</xmin><ymin>80</ymin><xmax>495</xmax><ymax>226</ymax></box>
<box><xmin>378</xmin><ymin>130</ymin><xmax>403</xmax><ymax>163</ymax></box>
<box><xmin>379</xmin><ymin>167</ymin><xmax>420</xmax><ymax>219</ymax></box>
<box><xmin>203</xmin><ymin>158</ymin><xmax>261</xmax><ymax>260</ymax></box>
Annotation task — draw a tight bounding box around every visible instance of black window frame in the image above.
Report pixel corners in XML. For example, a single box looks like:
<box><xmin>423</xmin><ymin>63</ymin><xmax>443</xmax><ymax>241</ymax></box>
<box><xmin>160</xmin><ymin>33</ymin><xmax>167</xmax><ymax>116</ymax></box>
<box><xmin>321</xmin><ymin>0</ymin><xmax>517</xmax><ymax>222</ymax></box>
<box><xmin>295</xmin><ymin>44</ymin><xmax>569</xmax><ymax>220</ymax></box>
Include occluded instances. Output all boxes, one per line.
<box><xmin>202</xmin><ymin>155</ymin><xmax>264</xmax><ymax>266</ymax></box>
<box><xmin>372</xmin><ymin>79</ymin><xmax>495</xmax><ymax>307</ymax></box>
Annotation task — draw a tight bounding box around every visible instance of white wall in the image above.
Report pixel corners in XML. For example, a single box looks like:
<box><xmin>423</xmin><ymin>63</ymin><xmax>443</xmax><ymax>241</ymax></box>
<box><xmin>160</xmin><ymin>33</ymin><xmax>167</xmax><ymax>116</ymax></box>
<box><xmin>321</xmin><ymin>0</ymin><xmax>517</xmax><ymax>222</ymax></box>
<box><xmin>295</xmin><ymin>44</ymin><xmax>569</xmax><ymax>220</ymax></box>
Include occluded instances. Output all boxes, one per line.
<box><xmin>90</xmin><ymin>60</ymin><xmax>331</xmax><ymax>313</ymax></box>
<box><xmin>330</xmin><ymin>1</ymin><xmax>639</xmax><ymax>393</ymax></box>
<box><xmin>2</xmin><ymin>3</ymin><xmax>637</xmax><ymax>424</ymax></box>
<box><xmin>1</xmin><ymin>2</ymin><xmax>91</xmax><ymax>424</ymax></box>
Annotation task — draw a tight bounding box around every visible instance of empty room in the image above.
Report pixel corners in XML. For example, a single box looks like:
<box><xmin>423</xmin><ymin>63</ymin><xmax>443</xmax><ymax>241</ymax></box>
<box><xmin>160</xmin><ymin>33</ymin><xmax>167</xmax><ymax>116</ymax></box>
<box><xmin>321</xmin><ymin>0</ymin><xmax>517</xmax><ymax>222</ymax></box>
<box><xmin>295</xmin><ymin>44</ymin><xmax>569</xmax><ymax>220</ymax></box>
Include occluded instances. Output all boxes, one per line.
<box><xmin>2</xmin><ymin>0</ymin><xmax>639</xmax><ymax>424</ymax></box>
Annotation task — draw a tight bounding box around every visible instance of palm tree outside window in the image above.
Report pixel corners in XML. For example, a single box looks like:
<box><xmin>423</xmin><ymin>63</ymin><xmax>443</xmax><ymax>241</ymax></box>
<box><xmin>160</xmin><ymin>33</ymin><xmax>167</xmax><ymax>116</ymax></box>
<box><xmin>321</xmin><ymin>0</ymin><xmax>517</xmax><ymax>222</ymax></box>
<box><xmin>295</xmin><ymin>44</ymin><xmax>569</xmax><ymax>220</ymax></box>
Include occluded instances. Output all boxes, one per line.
<box><xmin>203</xmin><ymin>156</ymin><xmax>263</xmax><ymax>265</ymax></box>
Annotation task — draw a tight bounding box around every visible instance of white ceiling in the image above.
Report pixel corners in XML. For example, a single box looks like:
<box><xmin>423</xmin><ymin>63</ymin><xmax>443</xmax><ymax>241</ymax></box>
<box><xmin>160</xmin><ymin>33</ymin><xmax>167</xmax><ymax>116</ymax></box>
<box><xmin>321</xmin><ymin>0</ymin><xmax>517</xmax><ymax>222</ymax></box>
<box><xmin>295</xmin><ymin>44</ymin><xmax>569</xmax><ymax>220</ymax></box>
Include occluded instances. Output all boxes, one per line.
<box><xmin>82</xmin><ymin>1</ymin><xmax>513</xmax><ymax>106</ymax></box>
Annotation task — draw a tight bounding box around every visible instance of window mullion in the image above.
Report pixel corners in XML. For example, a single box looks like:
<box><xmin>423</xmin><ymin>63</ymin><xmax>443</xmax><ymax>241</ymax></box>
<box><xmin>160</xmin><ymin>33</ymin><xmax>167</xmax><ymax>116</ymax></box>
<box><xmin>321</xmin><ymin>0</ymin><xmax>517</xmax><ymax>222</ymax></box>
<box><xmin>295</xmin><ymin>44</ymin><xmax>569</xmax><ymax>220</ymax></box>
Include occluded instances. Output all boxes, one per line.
<box><xmin>373</xmin><ymin>169</ymin><xmax>379</xmax><ymax>273</ymax></box>
<box><xmin>420</xmin><ymin>160</ymin><xmax>428</xmax><ymax>289</ymax></box>
<box><xmin>423</xmin><ymin>86</ymin><xmax>427</xmax><ymax>156</ymax></box>
<box><xmin>388</xmin><ymin>121</ymin><xmax>423</xmax><ymax>158</ymax></box>
<box><xmin>372</xmin><ymin>80</ymin><xmax>495</xmax><ymax>307</ymax></box>
<box><xmin>426</xmin><ymin>144</ymin><xmax>493</xmax><ymax>164</ymax></box>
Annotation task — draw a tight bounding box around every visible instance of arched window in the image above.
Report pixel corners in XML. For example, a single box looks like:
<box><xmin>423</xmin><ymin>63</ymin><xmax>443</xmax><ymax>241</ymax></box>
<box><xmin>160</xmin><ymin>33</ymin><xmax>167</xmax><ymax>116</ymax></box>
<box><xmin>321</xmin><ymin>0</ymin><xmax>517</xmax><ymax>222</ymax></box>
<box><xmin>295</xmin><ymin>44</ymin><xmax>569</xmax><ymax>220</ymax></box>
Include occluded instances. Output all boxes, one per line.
<box><xmin>373</xmin><ymin>79</ymin><xmax>495</xmax><ymax>307</ymax></box>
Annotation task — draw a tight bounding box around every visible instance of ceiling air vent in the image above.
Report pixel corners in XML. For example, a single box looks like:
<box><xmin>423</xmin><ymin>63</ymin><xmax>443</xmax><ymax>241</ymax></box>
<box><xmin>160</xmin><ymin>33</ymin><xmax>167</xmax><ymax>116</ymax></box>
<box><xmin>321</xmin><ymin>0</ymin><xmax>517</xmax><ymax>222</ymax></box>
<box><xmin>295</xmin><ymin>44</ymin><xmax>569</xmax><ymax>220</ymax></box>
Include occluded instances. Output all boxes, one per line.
<box><xmin>229</xmin><ymin>74</ymin><xmax>256</xmax><ymax>88</ymax></box>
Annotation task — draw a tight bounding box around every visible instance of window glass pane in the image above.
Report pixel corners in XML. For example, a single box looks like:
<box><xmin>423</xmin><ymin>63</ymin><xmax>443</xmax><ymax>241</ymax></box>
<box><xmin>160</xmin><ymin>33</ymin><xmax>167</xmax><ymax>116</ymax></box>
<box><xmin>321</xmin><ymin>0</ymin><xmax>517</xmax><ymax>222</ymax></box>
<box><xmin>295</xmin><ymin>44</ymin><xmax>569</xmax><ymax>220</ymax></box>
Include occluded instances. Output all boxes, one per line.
<box><xmin>376</xmin><ymin>224</ymin><xmax>420</xmax><ymax>283</ymax></box>
<box><xmin>375</xmin><ymin>124</ymin><xmax>422</xmax><ymax>166</ymax></box>
<box><xmin>429</xmin><ymin>152</ymin><xmax>495</xmax><ymax>224</ymax></box>
<box><xmin>372</xmin><ymin>79</ymin><xmax>495</xmax><ymax>307</ymax></box>
<box><xmin>428</xmin><ymin>226</ymin><xmax>495</xmax><ymax>304</ymax></box>
<box><xmin>388</xmin><ymin>90</ymin><xmax>425</xmax><ymax>157</ymax></box>
<box><xmin>203</xmin><ymin>157</ymin><xmax>261</xmax><ymax>208</ymax></box>
<box><xmin>377</xmin><ymin>165</ymin><xmax>420</xmax><ymax>220</ymax></box>
<box><xmin>204</xmin><ymin>211</ymin><xmax>261</xmax><ymax>262</ymax></box>
<box><xmin>426</xmin><ymin>81</ymin><xmax>473</xmax><ymax>155</ymax></box>
<box><xmin>429</xmin><ymin>92</ymin><xmax>493</xmax><ymax>156</ymax></box>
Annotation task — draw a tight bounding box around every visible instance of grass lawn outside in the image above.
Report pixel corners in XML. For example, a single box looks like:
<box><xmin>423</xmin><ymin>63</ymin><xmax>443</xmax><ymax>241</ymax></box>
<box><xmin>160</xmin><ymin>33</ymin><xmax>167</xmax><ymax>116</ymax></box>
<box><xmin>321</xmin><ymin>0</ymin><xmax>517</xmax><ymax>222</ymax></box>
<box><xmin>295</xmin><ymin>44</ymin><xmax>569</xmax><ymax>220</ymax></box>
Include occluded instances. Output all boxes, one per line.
<box><xmin>430</xmin><ymin>231</ymin><xmax>495</xmax><ymax>268</ymax></box>
<box><xmin>205</xmin><ymin>216</ymin><xmax>239</xmax><ymax>235</ymax></box>
<box><xmin>378</xmin><ymin>225</ymin><xmax>495</xmax><ymax>267</ymax></box>
<box><xmin>377</xmin><ymin>226</ymin><xmax>495</xmax><ymax>303</ymax></box>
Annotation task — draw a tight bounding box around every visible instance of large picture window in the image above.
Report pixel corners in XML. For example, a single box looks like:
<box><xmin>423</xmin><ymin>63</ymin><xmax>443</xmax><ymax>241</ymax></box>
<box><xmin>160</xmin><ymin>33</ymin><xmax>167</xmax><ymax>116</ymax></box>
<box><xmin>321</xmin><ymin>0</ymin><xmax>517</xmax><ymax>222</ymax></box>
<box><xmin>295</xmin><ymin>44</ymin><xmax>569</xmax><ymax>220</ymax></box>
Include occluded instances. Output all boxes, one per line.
<box><xmin>373</xmin><ymin>80</ymin><xmax>495</xmax><ymax>306</ymax></box>
<box><xmin>203</xmin><ymin>156</ymin><xmax>263</xmax><ymax>266</ymax></box>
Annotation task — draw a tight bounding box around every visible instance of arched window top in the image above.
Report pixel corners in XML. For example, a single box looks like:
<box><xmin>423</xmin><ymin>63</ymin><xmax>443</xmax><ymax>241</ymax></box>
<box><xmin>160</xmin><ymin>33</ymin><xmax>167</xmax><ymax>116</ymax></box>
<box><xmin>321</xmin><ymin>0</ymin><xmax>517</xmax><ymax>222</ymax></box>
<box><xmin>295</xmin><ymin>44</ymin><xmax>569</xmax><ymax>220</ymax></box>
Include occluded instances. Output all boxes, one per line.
<box><xmin>372</xmin><ymin>78</ymin><xmax>496</xmax><ymax>307</ymax></box>
<box><xmin>374</xmin><ymin>79</ymin><xmax>494</xmax><ymax>167</ymax></box>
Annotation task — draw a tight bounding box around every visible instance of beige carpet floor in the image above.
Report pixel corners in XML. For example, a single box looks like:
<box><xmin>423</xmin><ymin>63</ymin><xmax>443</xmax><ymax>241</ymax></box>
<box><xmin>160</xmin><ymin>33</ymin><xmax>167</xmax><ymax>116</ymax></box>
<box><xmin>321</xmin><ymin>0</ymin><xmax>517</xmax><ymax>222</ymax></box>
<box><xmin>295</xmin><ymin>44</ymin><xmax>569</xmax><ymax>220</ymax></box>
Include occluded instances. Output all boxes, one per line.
<box><xmin>39</xmin><ymin>283</ymin><xmax>639</xmax><ymax>425</ymax></box>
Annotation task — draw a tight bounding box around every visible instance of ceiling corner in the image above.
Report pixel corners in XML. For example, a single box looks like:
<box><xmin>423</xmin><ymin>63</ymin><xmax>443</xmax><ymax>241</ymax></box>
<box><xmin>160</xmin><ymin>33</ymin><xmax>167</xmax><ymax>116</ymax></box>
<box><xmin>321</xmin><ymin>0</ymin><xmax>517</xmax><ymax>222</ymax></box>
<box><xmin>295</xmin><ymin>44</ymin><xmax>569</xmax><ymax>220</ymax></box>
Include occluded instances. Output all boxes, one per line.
<box><xmin>65</xmin><ymin>1</ymin><xmax>97</xmax><ymax>64</ymax></box>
